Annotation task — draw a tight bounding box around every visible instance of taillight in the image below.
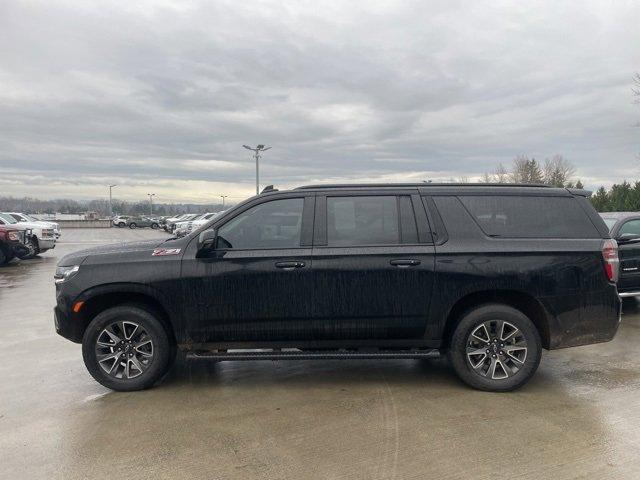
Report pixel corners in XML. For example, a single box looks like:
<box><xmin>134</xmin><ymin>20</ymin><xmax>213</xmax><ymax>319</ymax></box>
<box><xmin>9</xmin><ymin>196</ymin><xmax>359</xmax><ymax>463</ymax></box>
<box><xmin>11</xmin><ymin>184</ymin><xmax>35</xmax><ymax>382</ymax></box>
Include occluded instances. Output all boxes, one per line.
<box><xmin>602</xmin><ymin>239</ymin><xmax>619</xmax><ymax>283</ymax></box>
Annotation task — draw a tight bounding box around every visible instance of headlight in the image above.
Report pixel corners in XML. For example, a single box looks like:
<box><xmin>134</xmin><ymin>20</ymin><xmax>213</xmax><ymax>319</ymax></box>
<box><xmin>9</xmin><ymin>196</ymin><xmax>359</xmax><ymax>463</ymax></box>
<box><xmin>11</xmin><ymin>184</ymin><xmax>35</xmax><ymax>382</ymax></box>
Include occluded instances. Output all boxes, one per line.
<box><xmin>54</xmin><ymin>265</ymin><xmax>80</xmax><ymax>284</ymax></box>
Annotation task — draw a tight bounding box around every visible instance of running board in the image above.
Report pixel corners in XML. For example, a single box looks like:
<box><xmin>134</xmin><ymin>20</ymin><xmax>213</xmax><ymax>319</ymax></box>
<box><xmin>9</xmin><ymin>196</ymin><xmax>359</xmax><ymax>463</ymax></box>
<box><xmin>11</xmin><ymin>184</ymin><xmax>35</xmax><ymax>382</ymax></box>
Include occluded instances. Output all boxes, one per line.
<box><xmin>186</xmin><ymin>349</ymin><xmax>440</xmax><ymax>361</ymax></box>
<box><xmin>619</xmin><ymin>291</ymin><xmax>640</xmax><ymax>298</ymax></box>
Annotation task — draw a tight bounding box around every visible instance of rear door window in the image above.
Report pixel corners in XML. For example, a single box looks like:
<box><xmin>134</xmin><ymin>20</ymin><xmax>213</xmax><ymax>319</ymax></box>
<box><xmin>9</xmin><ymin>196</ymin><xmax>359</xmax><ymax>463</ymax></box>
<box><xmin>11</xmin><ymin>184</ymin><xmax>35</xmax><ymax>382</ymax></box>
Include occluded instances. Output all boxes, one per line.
<box><xmin>458</xmin><ymin>195</ymin><xmax>599</xmax><ymax>238</ymax></box>
<box><xmin>327</xmin><ymin>196</ymin><xmax>399</xmax><ymax>246</ymax></box>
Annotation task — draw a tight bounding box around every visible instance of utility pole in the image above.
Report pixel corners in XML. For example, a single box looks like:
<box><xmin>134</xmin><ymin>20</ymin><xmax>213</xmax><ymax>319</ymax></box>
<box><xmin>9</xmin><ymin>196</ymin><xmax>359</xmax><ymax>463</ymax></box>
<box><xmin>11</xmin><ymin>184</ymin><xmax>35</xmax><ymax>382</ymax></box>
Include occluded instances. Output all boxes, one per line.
<box><xmin>147</xmin><ymin>193</ymin><xmax>156</xmax><ymax>216</ymax></box>
<box><xmin>108</xmin><ymin>185</ymin><xmax>117</xmax><ymax>218</ymax></box>
<box><xmin>243</xmin><ymin>144</ymin><xmax>271</xmax><ymax>194</ymax></box>
<box><xmin>220</xmin><ymin>195</ymin><xmax>228</xmax><ymax>208</ymax></box>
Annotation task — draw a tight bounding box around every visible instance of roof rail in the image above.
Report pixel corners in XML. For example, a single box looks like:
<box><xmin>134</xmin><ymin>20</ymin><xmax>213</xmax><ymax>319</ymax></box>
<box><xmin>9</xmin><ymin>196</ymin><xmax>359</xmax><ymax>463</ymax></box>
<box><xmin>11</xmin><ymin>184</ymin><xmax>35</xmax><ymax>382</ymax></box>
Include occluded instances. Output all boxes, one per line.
<box><xmin>295</xmin><ymin>182</ymin><xmax>552</xmax><ymax>190</ymax></box>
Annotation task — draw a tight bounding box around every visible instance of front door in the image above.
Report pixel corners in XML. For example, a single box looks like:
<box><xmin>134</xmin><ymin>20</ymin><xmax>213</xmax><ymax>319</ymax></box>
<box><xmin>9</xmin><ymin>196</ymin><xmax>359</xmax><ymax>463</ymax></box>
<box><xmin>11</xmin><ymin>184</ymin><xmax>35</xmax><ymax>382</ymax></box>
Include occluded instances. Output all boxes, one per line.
<box><xmin>311</xmin><ymin>193</ymin><xmax>436</xmax><ymax>340</ymax></box>
<box><xmin>180</xmin><ymin>195</ymin><xmax>315</xmax><ymax>343</ymax></box>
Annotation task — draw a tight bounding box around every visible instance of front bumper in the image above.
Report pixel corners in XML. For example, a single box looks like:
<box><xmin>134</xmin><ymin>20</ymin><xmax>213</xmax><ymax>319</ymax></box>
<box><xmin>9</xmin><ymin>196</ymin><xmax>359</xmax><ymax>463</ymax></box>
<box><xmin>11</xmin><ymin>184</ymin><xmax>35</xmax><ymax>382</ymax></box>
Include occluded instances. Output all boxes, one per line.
<box><xmin>38</xmin><ymin>238</ymin><xmax>56</xmax><ymax>251</ymax></box>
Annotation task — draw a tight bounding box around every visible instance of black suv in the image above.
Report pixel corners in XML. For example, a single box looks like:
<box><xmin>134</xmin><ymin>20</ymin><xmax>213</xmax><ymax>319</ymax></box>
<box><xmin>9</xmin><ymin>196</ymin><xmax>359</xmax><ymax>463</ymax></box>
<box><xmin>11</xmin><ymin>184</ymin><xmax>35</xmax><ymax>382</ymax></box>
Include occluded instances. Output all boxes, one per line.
<box><xmin>54</xmin><ymin>184</ymin><xmax>621</xmax><ymax>392</ymax></box>
<box><xmin>600</xmin><ymin>212</ymin><xmax>640</xmax><ymax>298</ymax></box>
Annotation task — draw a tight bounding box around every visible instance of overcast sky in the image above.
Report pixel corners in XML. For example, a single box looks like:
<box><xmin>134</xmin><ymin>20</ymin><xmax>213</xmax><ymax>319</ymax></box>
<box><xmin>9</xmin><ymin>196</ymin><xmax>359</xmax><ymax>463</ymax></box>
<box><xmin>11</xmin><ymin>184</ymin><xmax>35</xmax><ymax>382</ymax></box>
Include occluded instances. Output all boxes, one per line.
<box><xmin>0</xmin><ymin>0</ymin><xmax>639</xmax><ymax>203</ymax></box>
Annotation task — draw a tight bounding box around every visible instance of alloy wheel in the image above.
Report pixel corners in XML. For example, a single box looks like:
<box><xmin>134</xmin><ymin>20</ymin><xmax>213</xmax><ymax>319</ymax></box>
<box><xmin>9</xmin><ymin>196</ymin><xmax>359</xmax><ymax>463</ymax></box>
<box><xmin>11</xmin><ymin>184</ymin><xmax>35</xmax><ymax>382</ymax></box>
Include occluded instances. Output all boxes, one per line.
<box><xmin>466</xmin><ymin>320</ymin><xmax>528</xmax><ymax>380</ymax></box>
<box><xmin>95</xmin><ymin>321</ymin><xmax>154</xmax><ymax>379</ymax></box>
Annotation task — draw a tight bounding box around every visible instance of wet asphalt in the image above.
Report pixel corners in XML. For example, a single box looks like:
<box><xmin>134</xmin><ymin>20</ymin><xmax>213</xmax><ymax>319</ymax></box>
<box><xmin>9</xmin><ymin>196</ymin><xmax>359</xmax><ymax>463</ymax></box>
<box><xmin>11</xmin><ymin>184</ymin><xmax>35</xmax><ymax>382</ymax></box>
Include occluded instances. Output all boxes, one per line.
<box><xmin>1</xmin><ymin>228</ymin><xmax>640</xmax><ymax>480</ymax></box>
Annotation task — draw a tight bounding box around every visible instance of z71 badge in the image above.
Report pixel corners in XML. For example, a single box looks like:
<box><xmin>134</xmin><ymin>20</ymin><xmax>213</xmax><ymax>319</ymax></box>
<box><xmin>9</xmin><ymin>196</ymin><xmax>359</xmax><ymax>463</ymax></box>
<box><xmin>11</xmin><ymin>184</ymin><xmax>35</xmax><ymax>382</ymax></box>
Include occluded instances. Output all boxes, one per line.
<box><xmin>152</xmin><ymin>248</ymin><xmax>181</xmax><ymax>256</ymax></box>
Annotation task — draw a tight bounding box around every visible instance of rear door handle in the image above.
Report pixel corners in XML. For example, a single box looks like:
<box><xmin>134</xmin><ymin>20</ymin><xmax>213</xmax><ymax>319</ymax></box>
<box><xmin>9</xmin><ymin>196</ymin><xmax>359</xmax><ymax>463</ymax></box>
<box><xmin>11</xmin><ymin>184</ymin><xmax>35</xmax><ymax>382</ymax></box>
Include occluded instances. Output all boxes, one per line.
<box><xmin>389</xmin><ymin>259</ymin><xmax>421</xmax><ymax>267</ymax></box>
<box><xmin>275</xmin><ymin>261</ymin><xmax>306</xmax><ymax>270</ymax></box>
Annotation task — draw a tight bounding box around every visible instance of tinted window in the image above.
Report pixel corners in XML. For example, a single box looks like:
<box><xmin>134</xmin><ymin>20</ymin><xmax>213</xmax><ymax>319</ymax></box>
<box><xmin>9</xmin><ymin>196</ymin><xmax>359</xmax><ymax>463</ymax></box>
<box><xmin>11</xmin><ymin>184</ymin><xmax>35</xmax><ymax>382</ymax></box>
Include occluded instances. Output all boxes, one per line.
<box><xmin>601</xmin><ymin>218</ymin><xmax>617</xmax><ymax>231</ymax></box>
<box><xmin>327</xmin><ymin>196</ymin><xmax>399</xmax><ymax>246</ymax></box>
<box><xmin>620</xmin><ymin>219</ymin><xmax>640</xmax><ymax>236</ymax></box>
<box><xmin>398</xmin><ymin>196</ymin><xmax>419</xmax><ymax>243</ymax></box>
<box><xmin>216</xmin><ymin>198</ymin><xmax>304</xmax><ymax>249</ymax></box>
<box><xmin>458</xmin><ymin>195</ymin><xmax>599</xmax><ymax>238</ymax></box>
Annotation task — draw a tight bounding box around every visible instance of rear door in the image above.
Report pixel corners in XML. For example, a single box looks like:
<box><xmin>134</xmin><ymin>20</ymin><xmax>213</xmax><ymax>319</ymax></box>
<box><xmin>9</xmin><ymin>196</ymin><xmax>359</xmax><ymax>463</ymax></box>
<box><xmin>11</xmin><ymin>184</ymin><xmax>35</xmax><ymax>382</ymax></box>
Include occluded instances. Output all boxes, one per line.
<box><xmin>311</xmin><ymin>190</ymin><xmax>436</xmax><ymax>340</ymax></box>
<box><xmin>615</xmin><ymin>218</ymin><xmax>640</xmax><ymax>293</ymax></box>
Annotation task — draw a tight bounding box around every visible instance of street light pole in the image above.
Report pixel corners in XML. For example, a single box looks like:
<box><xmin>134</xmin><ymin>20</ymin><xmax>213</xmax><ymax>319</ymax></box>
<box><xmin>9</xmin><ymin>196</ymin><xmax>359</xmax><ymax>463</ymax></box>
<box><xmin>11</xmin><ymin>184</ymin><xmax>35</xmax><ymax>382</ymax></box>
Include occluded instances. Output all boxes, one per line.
<box><xmin>147</xmin><ymin>193</ymin><xmax>156</xmax><ymax>216</ymax></box>
<box><xmin>108</xmin><ymin>185</ymin><xmax>117</xmax><ymax>218</ymax></box>
<box><xmin>220</xmin><ymin>195</ymin><xmax>228</xmax><ymax>208</ymax></box>
<box><xmin>243</xmin><ymin>144</ymin><xmax>271</xmax><ymax>194</ymax></box>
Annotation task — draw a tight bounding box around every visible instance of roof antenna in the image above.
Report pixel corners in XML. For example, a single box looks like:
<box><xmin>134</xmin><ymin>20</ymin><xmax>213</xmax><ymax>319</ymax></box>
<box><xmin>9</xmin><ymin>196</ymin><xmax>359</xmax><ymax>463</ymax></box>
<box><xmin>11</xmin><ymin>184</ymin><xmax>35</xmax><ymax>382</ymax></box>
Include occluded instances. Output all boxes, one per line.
<box><xmin>261</xmin><ymin>185</ymin><xmax>277</xmax><ymax>193</ymax></box>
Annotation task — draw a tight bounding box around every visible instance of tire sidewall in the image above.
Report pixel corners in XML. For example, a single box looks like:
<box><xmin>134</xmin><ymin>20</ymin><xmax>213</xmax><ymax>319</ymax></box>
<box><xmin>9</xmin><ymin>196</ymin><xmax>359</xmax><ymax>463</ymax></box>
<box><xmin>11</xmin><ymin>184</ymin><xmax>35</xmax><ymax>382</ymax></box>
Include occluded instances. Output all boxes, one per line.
<box><xmin>82</xmin><ymin>306</ymin><xmax>171</xmax><ymax>391</ymax></box>
<box><xmin>449</xmin><ymin>304</ymin><xmax>542</xmax><ymax>392</ymax></box>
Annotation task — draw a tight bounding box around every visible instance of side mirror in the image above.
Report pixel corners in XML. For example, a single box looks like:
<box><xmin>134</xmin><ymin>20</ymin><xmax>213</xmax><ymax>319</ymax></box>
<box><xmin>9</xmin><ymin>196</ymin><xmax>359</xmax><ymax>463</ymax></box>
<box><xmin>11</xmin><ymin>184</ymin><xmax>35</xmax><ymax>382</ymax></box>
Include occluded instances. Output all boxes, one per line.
<box><xmin>617</xmin><ymin>233</ymin><xmax>640</xmax><ymax>244</ymax></box>
<box><xmin>197</xmin><ymin>229</ymin><xmax>217</xmax><ymax>254</ymax></box>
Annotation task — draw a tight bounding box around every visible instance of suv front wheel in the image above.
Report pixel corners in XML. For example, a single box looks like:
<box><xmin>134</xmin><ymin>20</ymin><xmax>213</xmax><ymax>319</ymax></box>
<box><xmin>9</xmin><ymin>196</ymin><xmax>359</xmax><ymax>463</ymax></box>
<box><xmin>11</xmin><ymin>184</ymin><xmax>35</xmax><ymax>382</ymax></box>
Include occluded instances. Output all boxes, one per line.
<box><xmin>82</xmin><ymin>306</ymin><xmax>172</xmax><ymax>391</ymax></box>
<box><xmin>448</xmin><ymin>304</ymin><xmax>542</xmax><ymax>392</ymax></box>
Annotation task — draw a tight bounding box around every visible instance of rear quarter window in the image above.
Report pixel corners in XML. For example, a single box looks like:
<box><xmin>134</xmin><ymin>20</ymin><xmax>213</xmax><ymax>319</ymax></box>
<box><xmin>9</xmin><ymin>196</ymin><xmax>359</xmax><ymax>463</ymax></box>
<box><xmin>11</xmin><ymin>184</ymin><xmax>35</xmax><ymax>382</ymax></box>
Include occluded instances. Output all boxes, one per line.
<box><xmin>458</xmin><ymin>195</ymin><xmax>600</xmax><ymax>238</ymax></box>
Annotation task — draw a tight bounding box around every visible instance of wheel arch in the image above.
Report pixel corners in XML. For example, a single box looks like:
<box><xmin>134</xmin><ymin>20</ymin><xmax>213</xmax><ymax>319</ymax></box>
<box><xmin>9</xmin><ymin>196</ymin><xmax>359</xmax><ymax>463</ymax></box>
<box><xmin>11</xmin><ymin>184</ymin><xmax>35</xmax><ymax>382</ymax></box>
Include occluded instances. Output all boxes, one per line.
<box><xmin>441</xmin><ymin>290</ymin><xmax>551</xmax><ymax>349</ymax></box>
<box><xmin>76</xmin><ymin>284</ymin><xmax>177</xmax><ymax>346</ymax></box>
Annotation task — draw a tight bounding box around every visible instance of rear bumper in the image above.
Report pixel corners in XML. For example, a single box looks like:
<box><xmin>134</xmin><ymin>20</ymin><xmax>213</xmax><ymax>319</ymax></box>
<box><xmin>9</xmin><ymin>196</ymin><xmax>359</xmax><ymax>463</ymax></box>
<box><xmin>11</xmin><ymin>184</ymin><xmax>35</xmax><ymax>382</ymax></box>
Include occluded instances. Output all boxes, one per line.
<box><xmin>544</xmin><ymin>284</ymin><xmax>621</xmax><ymax>349</ymax></box>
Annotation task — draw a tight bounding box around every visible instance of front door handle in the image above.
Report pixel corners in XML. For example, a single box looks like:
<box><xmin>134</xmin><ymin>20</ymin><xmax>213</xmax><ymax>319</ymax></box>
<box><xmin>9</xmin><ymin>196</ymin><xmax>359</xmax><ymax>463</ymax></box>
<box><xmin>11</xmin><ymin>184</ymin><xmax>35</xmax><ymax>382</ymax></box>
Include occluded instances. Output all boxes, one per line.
<box><xmin>275</xmin><ymin>261</ymin><xmax>306</xmax><ymax>270</ymax></box>
<box><xmin>389</xmin><ymin>259</ymin><xmax>421</xmax><ymax>267</ymax></box>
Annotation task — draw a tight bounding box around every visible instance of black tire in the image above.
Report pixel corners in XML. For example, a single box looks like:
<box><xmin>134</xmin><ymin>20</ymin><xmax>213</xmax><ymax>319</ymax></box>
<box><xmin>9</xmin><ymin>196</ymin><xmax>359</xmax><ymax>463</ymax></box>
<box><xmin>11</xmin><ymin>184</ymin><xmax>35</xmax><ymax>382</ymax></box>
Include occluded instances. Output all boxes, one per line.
<box><xmin>0</xmin><ymin>246</ymin><xmax>9</xmax><ymax>265</ymax></box>
<box><xmin>151</xmin><ymin>223</ymin><xmax>159</xmax><ymax>229</ymax></box>
<box><xmin>448</xmin><ymin>304</ymin><xmax>542</xmax><ymax>392</ymax></box>
<box><xmin>118</xmin><ymin>222</ymin><xmax>125</xmax><ymax>228</ymax></box>
<box><xmin>129</xmin><ymin>223</ymin><xmax>137</xmax><ymax>229</ymax></box>
<box><xmin>82</xmin><ymin>306</ymin><xmax>172</xmax><ymax>391</ymax></box>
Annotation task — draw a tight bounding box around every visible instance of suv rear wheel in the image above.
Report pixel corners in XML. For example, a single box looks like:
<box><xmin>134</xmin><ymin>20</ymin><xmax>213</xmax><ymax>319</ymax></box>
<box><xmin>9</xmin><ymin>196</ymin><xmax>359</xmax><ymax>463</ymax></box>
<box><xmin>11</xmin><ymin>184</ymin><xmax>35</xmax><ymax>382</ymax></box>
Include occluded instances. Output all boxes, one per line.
<box><xmin>129</xmin><ymin>222</ymin><xmax>137</xmax><ymax>229</ymax></box>
<box><xmin>82</xmin><ymin>306</ymin><xmax>172</xmax><ymax>391</ymax></box>
<box><xmin>448</xmin><ymin>304</ymin><xmax>542</xmax><ymax>392</ymax></box>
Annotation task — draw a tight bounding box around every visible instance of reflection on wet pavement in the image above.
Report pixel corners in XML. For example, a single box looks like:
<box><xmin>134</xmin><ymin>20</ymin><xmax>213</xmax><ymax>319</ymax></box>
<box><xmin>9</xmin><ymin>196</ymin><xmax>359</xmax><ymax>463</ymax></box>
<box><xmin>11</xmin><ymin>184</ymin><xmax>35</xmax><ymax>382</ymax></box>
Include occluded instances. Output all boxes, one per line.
<box><xmin>1</xmin><ymin>229</ymin><xmax>640</xmax><ymax>479</ymax></box>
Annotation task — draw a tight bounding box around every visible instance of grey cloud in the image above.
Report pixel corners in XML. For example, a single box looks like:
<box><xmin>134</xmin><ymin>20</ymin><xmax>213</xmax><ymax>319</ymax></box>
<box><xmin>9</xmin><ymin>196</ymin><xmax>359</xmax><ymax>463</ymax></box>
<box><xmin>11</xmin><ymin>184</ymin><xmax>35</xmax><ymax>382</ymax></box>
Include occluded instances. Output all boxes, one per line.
<box><xmin>0</xmin><ymin>0</ymin><xmax>639</xmax><ymax>201</ymax></box>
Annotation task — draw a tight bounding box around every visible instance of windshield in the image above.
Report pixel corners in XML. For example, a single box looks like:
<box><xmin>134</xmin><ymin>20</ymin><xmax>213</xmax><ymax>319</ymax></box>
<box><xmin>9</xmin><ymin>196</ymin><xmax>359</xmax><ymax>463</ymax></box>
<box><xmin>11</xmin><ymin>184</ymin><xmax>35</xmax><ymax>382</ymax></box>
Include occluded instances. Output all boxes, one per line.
<box><xmin>0</xmin><ymin>213</ymin><xmax>18</xmax><ymax>224</ymax></box>
<box><xmin>23</xmin><ymin>214</ymin><xmax>38</xmax><ymax>222</ymax></box>
<box><xmin>601</xmin><ymin>218</ymin><xmax>617</xmax><ymax>231</ymax></box>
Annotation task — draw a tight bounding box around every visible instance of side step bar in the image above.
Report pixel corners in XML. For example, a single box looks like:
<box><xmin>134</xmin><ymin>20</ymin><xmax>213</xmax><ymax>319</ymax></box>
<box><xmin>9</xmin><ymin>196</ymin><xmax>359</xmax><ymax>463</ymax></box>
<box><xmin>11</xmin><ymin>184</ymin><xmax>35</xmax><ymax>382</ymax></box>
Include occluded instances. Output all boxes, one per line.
<box><xmin>186</xmin><ymin>349</ymin><xmax>440</xmax><ymax>361</ymax></box>
<box><xmin>619</xmin><ymin>291</ymin><xmax>640</xmax><ymax>298</ymax></box>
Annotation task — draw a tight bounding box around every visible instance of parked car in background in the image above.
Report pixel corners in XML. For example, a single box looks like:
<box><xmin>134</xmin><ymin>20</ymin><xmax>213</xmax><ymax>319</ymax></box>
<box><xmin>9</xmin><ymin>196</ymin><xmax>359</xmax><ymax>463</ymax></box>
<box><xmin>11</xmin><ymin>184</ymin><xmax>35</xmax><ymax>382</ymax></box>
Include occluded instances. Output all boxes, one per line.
<box><xmin>174</xmin><ymin>212</ymin><xmax>223</xmax><ymax>237</ymax></box>
<box><xmin>7</xmin><ymin>212</ymin><xmax>61</xmax><ymax>238</ymax></box>
<box><xmin>164</xmin><ymin>213</ymin><xmax>198</xmax><ymax>232</ymax></box>
<box><xmin>600</xmin><ymin>212</ymin><xmax>640</xmax><ymax>298</ymax></box>
<box><xmin>0</xmin><ymin>213</ymin><xmax>55</xmax><ymax>258</ymax></box>
<box><xmin>54</xmin><ymin>183</ymin><xmax>620</xmax><ymax>393</ymax></box>
<box><xmin>126</xmin><ymin>216</ymin><xmax>160</xmax><ymax>229</ymax></box>
<box><xmin>0</xmin><ymin>225</ymin><xmax>30</xmax><ymax>265</ymax></box>
<box><xmin>112</xmin><ymin>215</ymin><xmax>131</xmax><ymax>228</ymax></box>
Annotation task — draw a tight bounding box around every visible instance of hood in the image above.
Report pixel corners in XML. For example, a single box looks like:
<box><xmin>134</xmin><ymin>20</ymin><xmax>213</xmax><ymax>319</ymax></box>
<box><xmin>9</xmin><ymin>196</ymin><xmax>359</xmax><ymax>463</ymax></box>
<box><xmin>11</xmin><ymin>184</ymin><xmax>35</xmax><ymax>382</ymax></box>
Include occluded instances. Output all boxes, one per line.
<box><xmin>10</xmin><ymin>221</ymin><xmax>44</xmax><ymax>231</ymax></box>
<box><xmin>57</xmin><ymin>238</ymin><xmax>172</xmax><ymax>266</ymax></box>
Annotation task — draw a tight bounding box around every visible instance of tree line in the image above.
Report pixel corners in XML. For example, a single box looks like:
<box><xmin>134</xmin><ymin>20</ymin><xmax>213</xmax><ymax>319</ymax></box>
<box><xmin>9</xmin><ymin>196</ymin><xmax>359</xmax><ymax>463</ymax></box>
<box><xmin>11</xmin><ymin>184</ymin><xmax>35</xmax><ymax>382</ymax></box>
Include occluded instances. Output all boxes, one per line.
<box><xmin>0</xmin><ymin>196</ymin><xmax>227</xmax><ymax>217</ymax></box>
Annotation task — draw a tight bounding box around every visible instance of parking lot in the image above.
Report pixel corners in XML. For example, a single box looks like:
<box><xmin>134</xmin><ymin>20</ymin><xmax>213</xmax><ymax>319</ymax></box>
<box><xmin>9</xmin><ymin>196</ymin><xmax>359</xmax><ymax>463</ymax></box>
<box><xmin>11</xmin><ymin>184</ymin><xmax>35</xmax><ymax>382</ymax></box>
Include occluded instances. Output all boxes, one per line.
<box><xmin>0</xmin><ymin>228</ymin><xmax>639</xmax><ymax>479</ymax></box>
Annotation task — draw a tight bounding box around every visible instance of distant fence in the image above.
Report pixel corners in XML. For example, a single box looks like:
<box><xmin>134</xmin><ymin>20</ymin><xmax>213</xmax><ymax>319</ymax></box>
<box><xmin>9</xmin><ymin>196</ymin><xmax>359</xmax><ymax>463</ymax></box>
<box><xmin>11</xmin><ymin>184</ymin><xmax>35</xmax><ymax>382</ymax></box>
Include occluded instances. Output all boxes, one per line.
<box><xmin>57</xmin><ymin>220</ymin><xmax>112</xmax><ymax>228</ymax></box>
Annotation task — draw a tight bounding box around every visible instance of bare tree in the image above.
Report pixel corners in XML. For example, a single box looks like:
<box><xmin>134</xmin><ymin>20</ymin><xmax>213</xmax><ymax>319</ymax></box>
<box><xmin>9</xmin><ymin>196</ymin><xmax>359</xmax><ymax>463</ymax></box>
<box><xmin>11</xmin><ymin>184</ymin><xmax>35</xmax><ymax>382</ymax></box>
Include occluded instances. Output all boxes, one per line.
<box><xmin>479</xmin><ymin>172</ymin><xmax>493</xmax><ymax>183</ymax></box>
<box><xmin>543</xmin><ymin>154</ymin><xmax>576</xmax><ymax>187</ymax></box>
<box><xmin>494</xmin><ymin>163</ymin><xmax>508</xmax><ymax>183</ymax></box>
<box><xmin>510</xmin><ymin>155</ymin><xmax>544</xmax><ymax>184</ymax></box>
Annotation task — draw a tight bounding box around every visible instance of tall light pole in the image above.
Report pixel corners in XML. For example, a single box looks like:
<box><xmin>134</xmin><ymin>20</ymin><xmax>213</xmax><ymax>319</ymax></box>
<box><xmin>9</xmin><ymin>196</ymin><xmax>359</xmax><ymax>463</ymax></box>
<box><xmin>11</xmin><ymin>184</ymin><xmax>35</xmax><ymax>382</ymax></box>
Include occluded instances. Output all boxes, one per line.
<box><xmin>243</xmin><ymin>144</ymin><xmax>271</xmax><ymax>194</ymax></box>
<box><xmin>108</xmin><ymin>185</ymin><xmax>117</xmax><ymax>218</ymax></box>
<box><xmin>147</xmin><ymin>193</ymin><xmax>156</xmax><ymax>216</ymax></box>
<box><xmin>220</xmin><ymin>195</ymin><xmax>228</xmax><ymax>208</ymax></box>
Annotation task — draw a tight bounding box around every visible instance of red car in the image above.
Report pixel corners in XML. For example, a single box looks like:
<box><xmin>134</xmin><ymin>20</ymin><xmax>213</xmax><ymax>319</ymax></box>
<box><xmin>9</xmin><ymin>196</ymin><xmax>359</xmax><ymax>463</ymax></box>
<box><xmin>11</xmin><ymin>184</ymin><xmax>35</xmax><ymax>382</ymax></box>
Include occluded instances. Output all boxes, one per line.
<box><xmin>0</xmin><ymin>225</ymin><xmax>31</xmax><ymax>265</ymax></box>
